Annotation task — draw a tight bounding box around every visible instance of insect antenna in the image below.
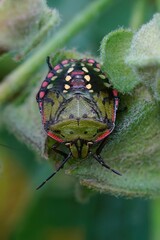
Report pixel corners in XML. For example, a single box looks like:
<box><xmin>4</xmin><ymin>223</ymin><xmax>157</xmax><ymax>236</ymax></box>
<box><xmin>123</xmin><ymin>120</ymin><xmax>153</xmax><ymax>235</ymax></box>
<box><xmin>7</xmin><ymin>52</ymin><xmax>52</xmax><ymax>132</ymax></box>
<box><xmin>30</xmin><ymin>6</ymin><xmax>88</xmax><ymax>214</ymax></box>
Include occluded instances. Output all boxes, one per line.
<box><xmin>91</xmin><ymin>153</ymin><xmax>121</xmax><ymax>176</ymax></box>
<box><xmin>46</xmin><ymin>56</ymin><xmax>53</xmax><ymax>70</ymax></box>
<box><xmin>36</xmin><ymin>152</ymin><xmax>72</xmax><ymax>190</ymax></box>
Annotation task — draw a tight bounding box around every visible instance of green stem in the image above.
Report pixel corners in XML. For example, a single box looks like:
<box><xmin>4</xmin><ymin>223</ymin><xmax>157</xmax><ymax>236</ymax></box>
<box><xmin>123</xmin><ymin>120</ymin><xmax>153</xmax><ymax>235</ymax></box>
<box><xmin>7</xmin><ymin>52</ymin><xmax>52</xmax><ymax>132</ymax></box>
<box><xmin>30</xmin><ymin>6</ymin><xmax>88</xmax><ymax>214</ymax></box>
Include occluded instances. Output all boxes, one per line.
<box><xmin>0</xmin><ymin>0</ymin><xmax>112</xmax><ymax>105</ymax></box>
<box><xmin>129</xmin><ymin>0</ymin><xmax>146</xmax><ymax>30</ymax></box>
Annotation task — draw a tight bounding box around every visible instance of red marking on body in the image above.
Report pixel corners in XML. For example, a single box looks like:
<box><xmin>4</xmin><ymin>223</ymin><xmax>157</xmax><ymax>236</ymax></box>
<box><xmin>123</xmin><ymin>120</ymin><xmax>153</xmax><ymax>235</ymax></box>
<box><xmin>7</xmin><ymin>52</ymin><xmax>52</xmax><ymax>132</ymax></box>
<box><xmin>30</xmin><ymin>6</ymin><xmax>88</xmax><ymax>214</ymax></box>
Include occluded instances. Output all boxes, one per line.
<box><xmin>88</xmin><ymin>59</ymin><xmax>95</xmax><ymax>63</ymax></box>
<box><xmin>47</xmin><ymin>132</ymin><xmax>64</xmax><ymax>143</ymax></box>
<box><xmin>47</xmin><ymin>72</ymin><xmax>54</xmax><ymax>78</ymax></box>
<box><xmin>42</xmin><ymin>81</ymin><xmax>48</xmax><ymax>87</ymax></box>
<box><xmin>71</xmin><ymin>71</ymin><xmax>84</xmax><ymax>76</ymax></box>
<box><xmin>39</xmin><ymin>102</ymin><xmax>42</xmax><ymax>107</ymax></box>
<box><xmin>39</xmin><ymin>91</ymin><xmax>45</xmax><ymax>99</ymax></box>
<box><xmin>95</xmin><ymin>130</ymin><xmax>111</xmax><ymax>142</ymax></box>
<box><xmin>96</xmin><ymin>63</ymin><xmax>100</xmax><ymax>68</ymax></box>
<box><xmin>113</xmin><ymin>89</ymin><xmax>118</xmax><ymax>97</ymax></box>
<box><xmin>61</xmin><ymin>60</ymin><xmax>69</xmax><ymax>65</ymax></box>
<box><xmin>54</xmin><ymin>65</ymin><xmax>61</xmax><ymax>71</ymax></box>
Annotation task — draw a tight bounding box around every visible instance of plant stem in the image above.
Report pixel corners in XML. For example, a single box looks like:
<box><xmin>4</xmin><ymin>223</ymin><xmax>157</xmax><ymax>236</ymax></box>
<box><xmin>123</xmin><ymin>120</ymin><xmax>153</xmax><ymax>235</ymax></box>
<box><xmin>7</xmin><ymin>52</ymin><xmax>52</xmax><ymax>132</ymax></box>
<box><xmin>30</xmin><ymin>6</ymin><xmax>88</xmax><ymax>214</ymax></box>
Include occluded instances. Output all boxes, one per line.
<box><xmin>0</xmin><ymin>0</ymin><xmax>112</xmax><ymax>105</ymax></box>
<box><xmin>129</xmin><ymin>0</ymin><xmax>146</xmax><ymax>30</ymax></box>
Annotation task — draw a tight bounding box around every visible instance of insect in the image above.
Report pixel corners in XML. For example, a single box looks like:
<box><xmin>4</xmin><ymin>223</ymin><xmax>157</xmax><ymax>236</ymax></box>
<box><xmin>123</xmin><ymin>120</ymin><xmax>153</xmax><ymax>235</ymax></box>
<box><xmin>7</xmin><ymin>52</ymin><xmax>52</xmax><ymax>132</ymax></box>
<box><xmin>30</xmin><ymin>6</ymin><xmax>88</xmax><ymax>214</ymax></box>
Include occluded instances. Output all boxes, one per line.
<box><xmin>36</xmin><ymin>57</ymin><xmax>120</xmax><ymax>189</ymax></box>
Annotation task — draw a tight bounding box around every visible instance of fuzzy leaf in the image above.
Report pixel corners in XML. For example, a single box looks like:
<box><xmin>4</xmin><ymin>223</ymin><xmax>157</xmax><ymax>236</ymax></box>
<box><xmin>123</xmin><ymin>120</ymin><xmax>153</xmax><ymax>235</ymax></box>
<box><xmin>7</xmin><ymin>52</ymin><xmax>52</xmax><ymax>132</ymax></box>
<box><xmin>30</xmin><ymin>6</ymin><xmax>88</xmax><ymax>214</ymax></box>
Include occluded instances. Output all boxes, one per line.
<box><xmin>100</xmin><ymin>29</ymin><xmax>139</xmax><ymax>93</ymax></box>
<box><xmin>2</xmin><ymin>51</ymin><xmax>160</xmax><ymax>197</ymax></box>
<box><xmin>0</xmin><ymin>0</ymin><xmax>60</xmax><ymax>59</ymax></box>
<box><xmin>66</xmin><ymin>89</ymin><xmax>160</xmax><ymax>197</ymax></box>
<box><xmin>126</xmin><ymin>14</ymin><xmax>160</xmax><ymax>100</ymax></box>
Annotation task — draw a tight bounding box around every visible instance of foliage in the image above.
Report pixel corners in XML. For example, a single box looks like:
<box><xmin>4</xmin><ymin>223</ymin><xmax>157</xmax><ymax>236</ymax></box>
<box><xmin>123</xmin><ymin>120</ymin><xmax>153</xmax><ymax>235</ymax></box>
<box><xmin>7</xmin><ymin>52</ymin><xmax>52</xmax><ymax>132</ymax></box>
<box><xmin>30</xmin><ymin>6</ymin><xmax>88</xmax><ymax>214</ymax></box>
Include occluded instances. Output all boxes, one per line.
<box><xmin>0</xmin><ymin>0</ymin><xmax>160</xmax><ymax>199</ymax></box>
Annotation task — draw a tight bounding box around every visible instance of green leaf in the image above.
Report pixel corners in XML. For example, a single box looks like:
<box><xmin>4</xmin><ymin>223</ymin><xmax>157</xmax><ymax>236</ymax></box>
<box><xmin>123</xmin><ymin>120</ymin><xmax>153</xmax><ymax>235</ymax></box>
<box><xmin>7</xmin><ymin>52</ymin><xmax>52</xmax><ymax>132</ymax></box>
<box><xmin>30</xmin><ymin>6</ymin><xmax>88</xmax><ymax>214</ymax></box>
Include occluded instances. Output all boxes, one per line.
<box><xmin>100</xmin><ymin>28</ymin><xmax>139</xmax><ymax>93</ymax></box>
<box><xmin>67</xmin><ymin>88</ymin><xmax>160</xmax><ymax>197</ymax></box>
<box><xmin>2</xmin><ymin>51</ymin><xmax>160</xmax><ymax>197</ymax></box>
<box><xmin>127</xmin><ymin>13</ymin><xmax>160</xmax><ymax>101</ymax></box>
<box><xmin>0</xmin><ymin>0</ymin><xmax>60</xmax><ymax>59</ymax></box>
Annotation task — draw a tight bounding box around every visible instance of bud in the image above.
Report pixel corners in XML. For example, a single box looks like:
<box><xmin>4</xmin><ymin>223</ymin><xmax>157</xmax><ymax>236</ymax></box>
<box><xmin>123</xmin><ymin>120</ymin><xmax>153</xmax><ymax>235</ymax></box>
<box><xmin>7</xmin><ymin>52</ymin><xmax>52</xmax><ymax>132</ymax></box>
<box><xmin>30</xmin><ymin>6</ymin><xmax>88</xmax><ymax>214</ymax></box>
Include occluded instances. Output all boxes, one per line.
<box><xmin>127</xmin><ymin>14</ymin><xmax>160</xmax><ymax>100</ymax></box>
<box><xmin>0</xmin><ymin>0</ymin><xmax>60</xmax><ymax>59</ymax></box>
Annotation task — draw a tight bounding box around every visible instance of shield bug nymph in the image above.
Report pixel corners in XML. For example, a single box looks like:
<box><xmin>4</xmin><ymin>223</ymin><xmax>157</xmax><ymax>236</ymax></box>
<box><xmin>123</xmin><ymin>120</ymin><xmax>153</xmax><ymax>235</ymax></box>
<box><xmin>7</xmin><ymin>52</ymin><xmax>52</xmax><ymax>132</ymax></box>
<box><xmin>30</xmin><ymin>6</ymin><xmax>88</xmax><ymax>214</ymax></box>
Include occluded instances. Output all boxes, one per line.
<box><xmin>36</xmin><ymin>57</ymin><xmax>120</xmax><ymax>189</ymax></box>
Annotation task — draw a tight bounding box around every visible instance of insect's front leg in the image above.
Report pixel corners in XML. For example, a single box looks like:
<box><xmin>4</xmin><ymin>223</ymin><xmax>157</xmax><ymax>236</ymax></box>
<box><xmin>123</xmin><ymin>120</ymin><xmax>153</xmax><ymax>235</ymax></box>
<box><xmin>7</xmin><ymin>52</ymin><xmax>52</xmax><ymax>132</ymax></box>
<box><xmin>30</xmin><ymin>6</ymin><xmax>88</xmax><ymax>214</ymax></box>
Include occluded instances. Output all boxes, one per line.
<box><xmin>52</xmin><ymin>142</ymin><xmax>68</xmax><ymax>158</ymax></box>
<box><xmin>95</xmin><ymin>138</ymin><xmax>108</xmax><ymax>156</ymax></box>
<box><xmin>50</xmin><ymin>142</ymin><xmax>70</xmax><ymax>170</ymax></box>
<box><xmin>37</xmin><ymin>142</ymin><xmax>71</xmax><ymax>190</ymax></box>
<box><xmin>36</xmin><ymin>152</ymin><xmax>71</xmax><ymax>190</ymax></box>
<box><xmin>92</xmin><ymin>138</ymin><xmax>121</xmax><ymax>176</ymax></box>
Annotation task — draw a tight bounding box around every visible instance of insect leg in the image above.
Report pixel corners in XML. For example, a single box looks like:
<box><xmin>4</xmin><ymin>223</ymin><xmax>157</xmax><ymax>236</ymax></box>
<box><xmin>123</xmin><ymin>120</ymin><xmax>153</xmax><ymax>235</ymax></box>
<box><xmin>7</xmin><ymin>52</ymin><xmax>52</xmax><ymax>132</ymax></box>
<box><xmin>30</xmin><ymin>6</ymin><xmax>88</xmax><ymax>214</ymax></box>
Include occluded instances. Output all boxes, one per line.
<box><xmin>52</xmin><ymin>144</ymin><xmax>68</xmax><ymax>158</ymax></box>
<box><xmin>51</xmin><ymin>144</ymin><xmax>68</xmax><ymax>169</ymax></box>
<box><xmin>92</xmin><ymin>153</ymin><xmax>121</xmax><ymax>176</ymax></box>
<box><xmin>96</xmin><ymin>138</ymin><xmax>108</xmax><ymax>155</ymax></box>
<box><xmin>36</xmin><ymin>152</ymin><xmax>72</xmax><ymax>190</ymax></box>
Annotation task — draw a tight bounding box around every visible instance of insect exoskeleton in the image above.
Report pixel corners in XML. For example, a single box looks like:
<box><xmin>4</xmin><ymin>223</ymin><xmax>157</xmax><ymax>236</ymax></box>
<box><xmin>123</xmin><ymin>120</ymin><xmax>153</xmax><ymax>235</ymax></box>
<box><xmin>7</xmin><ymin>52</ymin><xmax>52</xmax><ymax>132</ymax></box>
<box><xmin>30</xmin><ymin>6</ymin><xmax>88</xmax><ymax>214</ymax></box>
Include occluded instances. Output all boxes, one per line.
<box><xmin>36</xmin><ymin>57</ymin><xmax>120</xmax><ymax>189</ymax></box>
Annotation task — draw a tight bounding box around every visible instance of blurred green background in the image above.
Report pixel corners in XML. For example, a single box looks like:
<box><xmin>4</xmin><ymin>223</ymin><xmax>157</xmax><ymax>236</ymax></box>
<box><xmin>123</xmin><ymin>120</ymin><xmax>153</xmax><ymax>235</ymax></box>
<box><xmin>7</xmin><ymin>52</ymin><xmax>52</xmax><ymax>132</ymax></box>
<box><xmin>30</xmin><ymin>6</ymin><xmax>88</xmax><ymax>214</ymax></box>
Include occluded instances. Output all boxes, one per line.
<box><xmin>0</xmin><ymin>0</ymin><xmax>160</xmax><ymax>239</ymax></box>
